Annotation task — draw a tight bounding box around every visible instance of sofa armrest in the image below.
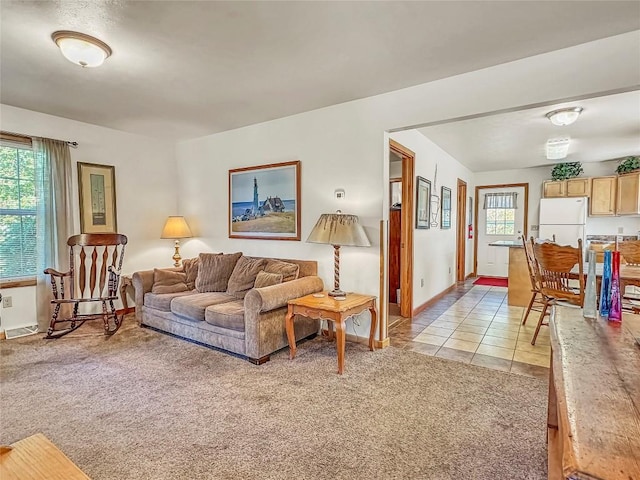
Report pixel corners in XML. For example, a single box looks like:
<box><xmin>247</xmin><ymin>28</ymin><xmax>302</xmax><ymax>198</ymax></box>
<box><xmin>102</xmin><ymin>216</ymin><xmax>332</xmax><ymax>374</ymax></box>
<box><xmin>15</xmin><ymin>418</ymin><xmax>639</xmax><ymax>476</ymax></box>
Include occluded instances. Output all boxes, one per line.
<box><xmin>244</xmin><ymin>276</ymin><xmax>324</xmax><ymax>314</ymax></box>
<box><xmin>131</xmin><ymin>267</ymin><xmax>182</xmax><ymax>323</ymax></box>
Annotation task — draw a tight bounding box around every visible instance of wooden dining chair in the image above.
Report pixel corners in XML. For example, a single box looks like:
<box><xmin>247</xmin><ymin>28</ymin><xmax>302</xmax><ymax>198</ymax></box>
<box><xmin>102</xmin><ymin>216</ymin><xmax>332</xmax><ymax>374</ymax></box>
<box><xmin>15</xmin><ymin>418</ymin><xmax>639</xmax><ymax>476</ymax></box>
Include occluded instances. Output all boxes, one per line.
<box><xmin>45</xmin><ymin>233</ymin><xmax>128</xmax><ymax>339</ymax></box>
<box><xmin>530</xmin><ymin>238</ymin><xmax>584</xmax><ymax>345</ymax></box>
<box><xmin>521</xmin><ymin>236</ymin><xmax>546</xmax><ymax>326</ymax></box>
<box><xmin>618</xmin><ymin>239</ymin><xmax>640</xmax><ymax>266</ymax></box>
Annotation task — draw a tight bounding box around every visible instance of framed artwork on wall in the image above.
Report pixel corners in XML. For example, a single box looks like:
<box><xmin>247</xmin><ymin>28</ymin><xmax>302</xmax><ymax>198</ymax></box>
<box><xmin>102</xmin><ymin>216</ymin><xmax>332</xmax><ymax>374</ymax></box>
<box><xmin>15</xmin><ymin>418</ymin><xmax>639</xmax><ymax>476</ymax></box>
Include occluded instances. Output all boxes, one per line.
<box><xmin>441</xmin><ymin>186</ymin><xmax>452</xmax><ymax>229</ymax></box>
<box><xmin>78</xmin><ymin>162</ymin><xmax>117</xmax><ymax>233</ymax></box>
<box><xmin>415</xmin><ymin>176</ymin><xmax>431</xmax><ymax>229</ymax></box>
<box><xmin>229</xmin><ymin>160</ymin><xmax>301</xmax><ymax>240</ymax></box>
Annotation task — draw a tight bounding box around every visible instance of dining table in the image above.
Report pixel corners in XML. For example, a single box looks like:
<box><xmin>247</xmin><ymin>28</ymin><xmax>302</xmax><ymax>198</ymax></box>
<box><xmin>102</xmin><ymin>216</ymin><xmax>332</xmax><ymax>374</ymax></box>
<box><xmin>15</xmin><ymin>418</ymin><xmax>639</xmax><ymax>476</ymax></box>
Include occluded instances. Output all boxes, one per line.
<box><xmin>570</xmin><ymin>262</ymin><xmax>640</xmax><ymax>289</ymax></box>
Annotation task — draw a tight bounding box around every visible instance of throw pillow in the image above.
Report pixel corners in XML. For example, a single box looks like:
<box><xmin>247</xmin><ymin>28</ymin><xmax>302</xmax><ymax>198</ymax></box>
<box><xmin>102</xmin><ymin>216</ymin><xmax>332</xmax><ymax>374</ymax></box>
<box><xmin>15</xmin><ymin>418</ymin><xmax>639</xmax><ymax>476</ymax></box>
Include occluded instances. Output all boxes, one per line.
<box><xmin>264</xmin><ymin>259</ymin><xmax>299</xmax><ymax>282</ymax></box>
<box><xmin>227</xmin><ymin>256</ymin><xmax>267</xmax><ymax>298</ymax></box>
<box><xmin>182</xmin><ymin>257</ymin><xmax>201</xmax><ymax>290</ymax></box>
<box><xmin>254</xmin><ymin>270</ymin><xmax>284</xmax><ymax>289</ymax></box>
<box><xmin>151</xmin><ymin>269</ymin><xmax>189</xmax><ymax>294</ymax></box>
<box><xmin>195</xmin><ymin>252</ymin><xmax>243</xmax><ymax>292</ymax></box>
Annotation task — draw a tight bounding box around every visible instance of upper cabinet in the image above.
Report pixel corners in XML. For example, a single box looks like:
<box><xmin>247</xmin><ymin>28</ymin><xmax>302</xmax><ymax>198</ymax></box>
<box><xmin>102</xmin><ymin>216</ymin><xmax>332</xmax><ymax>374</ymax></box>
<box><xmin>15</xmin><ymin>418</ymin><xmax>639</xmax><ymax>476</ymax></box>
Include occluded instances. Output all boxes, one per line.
<box><xmin>542</xmin><ymin>178</ymin><xmax>590</xmax><ymax>198</ymax></box>
<box><xmin>566</xmin><ymin>178</ymin><xmax>590</xmax><ymax>197</ymax></box>
<box><xmin>543</xmin><ymin>180</ymin><xmax>566</xmax><ymax>198</ymax></box>
<box><xmin>589</xmin><ymin>176</ymin><xmax>617</xmax><ymax>216</ymax></box>
<box><xmin>616</xmin><ymin>172</ymin><xmax>640</xmax><ymax>215</ymax></box>
<box><xmin>542</xmin><ymin>173</ymin><xmax>639</xmax><ymax>216</ymax></box>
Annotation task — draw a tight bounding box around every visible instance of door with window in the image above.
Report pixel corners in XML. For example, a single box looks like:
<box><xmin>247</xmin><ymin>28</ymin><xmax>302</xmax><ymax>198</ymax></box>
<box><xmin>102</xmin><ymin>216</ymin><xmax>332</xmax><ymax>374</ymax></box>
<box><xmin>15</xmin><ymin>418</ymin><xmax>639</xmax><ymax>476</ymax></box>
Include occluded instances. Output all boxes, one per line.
<box><xmin>477</xmin><ymin>186</ymin><xmax>525</xmax><ymax>277</ymax></box>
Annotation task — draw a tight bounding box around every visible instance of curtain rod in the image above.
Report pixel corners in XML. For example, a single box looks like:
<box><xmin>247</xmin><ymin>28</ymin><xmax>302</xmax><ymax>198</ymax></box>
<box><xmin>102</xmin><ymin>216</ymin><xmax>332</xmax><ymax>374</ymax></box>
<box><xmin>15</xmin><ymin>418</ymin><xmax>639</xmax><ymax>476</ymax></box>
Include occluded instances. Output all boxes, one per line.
<box><xmin>0</xmin><ymin>130</ymin><xmax>79</xmax><ymax>149</ymax></box>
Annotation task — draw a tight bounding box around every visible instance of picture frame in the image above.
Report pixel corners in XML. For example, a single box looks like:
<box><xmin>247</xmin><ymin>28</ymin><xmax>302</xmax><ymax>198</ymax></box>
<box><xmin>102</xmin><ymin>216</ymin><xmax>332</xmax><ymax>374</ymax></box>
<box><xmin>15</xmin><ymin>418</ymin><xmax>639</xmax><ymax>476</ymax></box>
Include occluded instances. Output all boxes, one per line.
<box><xmin>415</xmin><ymin>176</ymin><xmax>431</xmax><ymax>229</ymax></box>
<box><xmin>78</xmin><ymin>162</ymin><xmax>117</xmax><ymax>233</ymax></box>
<box><xmin>229</xmin><ymin>160</ymin><xmax>301</xmax><ymax>240</ymax></box>
<box><xmin>441</xmin><ymin>186</ymin><xmax>452</xmax><ymax>229</ymax></box>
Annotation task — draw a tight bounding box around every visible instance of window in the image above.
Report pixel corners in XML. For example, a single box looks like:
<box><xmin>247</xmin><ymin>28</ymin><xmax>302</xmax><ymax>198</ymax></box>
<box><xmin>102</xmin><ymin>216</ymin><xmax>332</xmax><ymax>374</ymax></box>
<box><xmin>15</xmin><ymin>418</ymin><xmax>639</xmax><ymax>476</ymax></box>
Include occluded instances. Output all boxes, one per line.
<box><xmin>484</xmin><ymin>192</ymin><xmax>517</xmax><ymax>236</ymax></box>
<box><xmin>0</xmin><ymin>144</ymin><xmax>37</xmax><ymax>279</ymax></box>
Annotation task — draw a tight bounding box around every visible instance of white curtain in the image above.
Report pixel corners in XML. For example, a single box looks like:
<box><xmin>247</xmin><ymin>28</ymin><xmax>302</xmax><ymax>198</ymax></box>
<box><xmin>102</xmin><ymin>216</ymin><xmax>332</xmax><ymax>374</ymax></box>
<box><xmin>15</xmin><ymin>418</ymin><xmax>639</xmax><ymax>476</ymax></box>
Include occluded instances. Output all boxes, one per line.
<box><xmin>33</xmin><ymin>138</ymin><xmax>73</xmax><ymax>332</ymax></box>
<box><xmin>483</xmin><ymin>192</ymin><xmax>518</xmax><ymax>209</ymax></box>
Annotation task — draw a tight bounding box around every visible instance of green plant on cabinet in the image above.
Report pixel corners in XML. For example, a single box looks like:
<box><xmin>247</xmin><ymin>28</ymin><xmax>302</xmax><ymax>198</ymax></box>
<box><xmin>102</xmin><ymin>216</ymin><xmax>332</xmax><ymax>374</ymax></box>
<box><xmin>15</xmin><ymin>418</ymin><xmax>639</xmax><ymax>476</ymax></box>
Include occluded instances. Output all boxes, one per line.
<box><xmin>615</xmin><ymin>156</ymin><xmax>639</xmax><ymax>174</ymax></box>
<box><xmin>551</xmin><ymin>162</ymin><xmax>583</xmax><ymax>181</ymax></box>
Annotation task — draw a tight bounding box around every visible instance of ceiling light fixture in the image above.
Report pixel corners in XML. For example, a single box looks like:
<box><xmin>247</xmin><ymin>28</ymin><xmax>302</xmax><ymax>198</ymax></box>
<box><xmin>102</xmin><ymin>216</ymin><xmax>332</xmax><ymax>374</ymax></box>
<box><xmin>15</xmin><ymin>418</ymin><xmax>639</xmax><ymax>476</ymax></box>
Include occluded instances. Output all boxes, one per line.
<box><xmin>546</xmin><ymin>138</ymin><xmax>571</xmax><ymax>160</ymax></box>
<box><xmin>545</xmin><ymin>107</ymin><xmax>583</xmax><ymax>126</ymax></box>
<box><xmin>52</xmin><ymin>31</ymin><xmax>112</xmax><ymax>68</ymax></box>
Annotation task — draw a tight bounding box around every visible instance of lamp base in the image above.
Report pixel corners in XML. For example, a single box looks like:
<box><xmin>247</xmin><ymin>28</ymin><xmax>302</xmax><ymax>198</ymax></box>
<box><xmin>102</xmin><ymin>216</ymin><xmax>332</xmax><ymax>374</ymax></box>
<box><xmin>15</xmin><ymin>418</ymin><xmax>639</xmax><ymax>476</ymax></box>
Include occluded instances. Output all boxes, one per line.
<box><xmin>328</xmin><ymin>289</ymin><xmax>346</xmax><ymax>297</ymax></box>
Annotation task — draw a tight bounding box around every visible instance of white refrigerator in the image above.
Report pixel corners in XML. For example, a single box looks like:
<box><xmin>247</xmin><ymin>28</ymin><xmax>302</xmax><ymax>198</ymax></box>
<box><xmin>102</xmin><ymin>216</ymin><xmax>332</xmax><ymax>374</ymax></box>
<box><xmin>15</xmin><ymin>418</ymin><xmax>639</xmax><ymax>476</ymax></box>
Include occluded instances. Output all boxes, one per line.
<box><xmin>538</xmin><ymin>197</ymin><xmax>587</xmax><ymax>247</ymax></box>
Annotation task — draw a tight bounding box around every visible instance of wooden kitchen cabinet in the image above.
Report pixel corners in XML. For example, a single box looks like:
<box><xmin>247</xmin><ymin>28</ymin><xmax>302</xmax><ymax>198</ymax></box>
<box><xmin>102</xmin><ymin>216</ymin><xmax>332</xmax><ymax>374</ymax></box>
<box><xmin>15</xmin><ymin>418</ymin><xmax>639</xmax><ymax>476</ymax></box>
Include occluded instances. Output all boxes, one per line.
<box><xmin>566</xmin><ymin>178</ymin><xmax>590</xmax><ymax>197</ymax></box>
<box><xmin>616</xmin><ymin>171</ymin><xmax>640</xmax><ymax>215</ymax></box>
<box><xmin>543</xmin><ymin>180</ymin><xmax>566</xmax><ymax>198</ymax></box>
<box><xmin>589</xmin><ymin>176</ymin><xmax>617</xmax><ymax>216</ymax></box>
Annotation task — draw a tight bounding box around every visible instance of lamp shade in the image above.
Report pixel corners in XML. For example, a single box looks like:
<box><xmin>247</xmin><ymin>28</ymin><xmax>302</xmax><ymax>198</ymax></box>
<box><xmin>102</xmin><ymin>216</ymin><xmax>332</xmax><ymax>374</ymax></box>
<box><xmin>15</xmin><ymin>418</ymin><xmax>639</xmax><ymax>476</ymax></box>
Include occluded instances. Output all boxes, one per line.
<box><xmin>161</xmin><ymin>216</ymin><xmax>193</xmax><ymax>239</ymax></box>
<box><xmin>307</xmin><ymin>213</ymin><xmax>370</xmax><ymax>247</ymax></box>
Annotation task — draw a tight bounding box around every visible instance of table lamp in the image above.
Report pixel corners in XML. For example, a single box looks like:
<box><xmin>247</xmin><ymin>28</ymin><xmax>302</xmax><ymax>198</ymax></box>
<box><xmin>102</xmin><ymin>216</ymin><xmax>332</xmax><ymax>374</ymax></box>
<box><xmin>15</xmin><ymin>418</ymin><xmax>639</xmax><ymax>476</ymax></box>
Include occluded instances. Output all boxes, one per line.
<box><xmin>307</xmin><ymin>211</ymin><xmax>370</xmax><ymax>297</ymax></box>
<box><xmin>161</xmin><ymin>216</ymin><xmax>193</xmax><ymax>267</ymax></box>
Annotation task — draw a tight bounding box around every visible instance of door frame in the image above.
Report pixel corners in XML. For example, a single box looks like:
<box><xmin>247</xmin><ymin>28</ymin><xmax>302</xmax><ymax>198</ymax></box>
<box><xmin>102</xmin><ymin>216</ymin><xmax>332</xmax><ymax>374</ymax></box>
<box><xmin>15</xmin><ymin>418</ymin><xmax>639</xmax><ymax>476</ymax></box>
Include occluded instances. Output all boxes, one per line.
<box><xmin>456</xmin><ymin>179</ymin><xmax>467</xmax><ymax>282</ymax></box>
<box><xmin>473</xmin><ymin>183</ymin><xmax>529</xmax><ymax>276</ymax></box>
<box><xmin>389</xmin><ymin>139</ymin><xmax>414</xmax><ymax>318</ymax></box>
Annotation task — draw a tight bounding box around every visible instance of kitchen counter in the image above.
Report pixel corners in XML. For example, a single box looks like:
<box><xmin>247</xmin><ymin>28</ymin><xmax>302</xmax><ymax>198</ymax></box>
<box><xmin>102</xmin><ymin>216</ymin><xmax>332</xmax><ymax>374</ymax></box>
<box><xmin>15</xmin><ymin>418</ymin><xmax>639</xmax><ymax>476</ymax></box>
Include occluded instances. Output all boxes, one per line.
<box><xmin>488</xmin><ymin>240</ymin><xmax>524</xmax><ymax>248</ymax></box>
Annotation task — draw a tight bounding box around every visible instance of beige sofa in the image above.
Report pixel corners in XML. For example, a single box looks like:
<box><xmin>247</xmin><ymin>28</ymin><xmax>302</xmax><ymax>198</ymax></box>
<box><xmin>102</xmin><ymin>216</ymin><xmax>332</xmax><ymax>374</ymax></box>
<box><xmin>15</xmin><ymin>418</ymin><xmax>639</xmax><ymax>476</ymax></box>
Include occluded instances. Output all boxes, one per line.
<box><xmin>132</xmin><ymin>256</ymin><xmax>323</xmax><ymax>364</ymax></box>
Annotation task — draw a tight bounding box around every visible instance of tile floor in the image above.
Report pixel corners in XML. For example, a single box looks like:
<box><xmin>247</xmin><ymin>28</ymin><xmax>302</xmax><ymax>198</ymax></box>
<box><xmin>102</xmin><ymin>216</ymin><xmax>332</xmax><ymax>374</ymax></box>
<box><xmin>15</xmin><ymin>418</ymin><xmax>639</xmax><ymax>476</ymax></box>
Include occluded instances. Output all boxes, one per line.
<box><xmin>388</xmin><ymin>282</ymin><xmax>550</xmax><ymax>379</ymax></box>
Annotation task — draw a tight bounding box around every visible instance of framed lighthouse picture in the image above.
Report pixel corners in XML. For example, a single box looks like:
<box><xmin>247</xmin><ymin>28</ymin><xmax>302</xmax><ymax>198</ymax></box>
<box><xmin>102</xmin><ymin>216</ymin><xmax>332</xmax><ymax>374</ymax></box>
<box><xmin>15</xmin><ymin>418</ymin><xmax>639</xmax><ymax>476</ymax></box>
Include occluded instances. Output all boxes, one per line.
<box><xmin>229</xmin><ymin>160</ymin><xmax>301</xmax><ymax>240</ymax></box>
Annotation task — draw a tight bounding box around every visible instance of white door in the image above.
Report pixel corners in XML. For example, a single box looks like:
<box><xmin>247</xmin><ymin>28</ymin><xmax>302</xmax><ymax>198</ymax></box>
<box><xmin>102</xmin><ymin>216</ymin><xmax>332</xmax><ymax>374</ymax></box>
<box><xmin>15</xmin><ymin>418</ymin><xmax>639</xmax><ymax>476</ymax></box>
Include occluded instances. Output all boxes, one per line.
<box><xmin>477</xmin><ymin>186</ymin><xmax>526</xmax><ymax>277</ymax></box>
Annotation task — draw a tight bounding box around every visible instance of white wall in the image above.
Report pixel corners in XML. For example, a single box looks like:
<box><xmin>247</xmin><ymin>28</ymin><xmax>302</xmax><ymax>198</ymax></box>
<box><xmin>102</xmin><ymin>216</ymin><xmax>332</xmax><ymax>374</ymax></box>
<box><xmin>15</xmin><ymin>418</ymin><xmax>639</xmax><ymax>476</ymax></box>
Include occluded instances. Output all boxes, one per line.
<box><xmin>474</xmin><ymin>160</ymin><xmax>640</xmax><ymax>239</ymax></box>
<box><xmin>176</xmin><ymin>32</ymin><xmax>640</xmax><ymax>339</ymax></box>
<box><xmin>389</xmin><ymin>130</ymin><xmax>474</xmax><ymax>306</ymax></box>
<box><xmin>0</xmin><ymin>105</ymin><xmax>178</xmax><ymax>330</ymax></box>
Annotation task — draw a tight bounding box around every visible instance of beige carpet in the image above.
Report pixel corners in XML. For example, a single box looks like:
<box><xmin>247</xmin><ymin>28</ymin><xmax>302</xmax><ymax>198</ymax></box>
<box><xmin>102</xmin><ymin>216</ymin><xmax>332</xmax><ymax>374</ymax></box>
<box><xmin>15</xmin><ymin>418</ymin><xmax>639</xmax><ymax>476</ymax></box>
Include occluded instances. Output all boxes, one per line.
<box><xmin>0</xmin><ymin>318</ymin><xmax>548</xmax><ymax>479</ymax></box>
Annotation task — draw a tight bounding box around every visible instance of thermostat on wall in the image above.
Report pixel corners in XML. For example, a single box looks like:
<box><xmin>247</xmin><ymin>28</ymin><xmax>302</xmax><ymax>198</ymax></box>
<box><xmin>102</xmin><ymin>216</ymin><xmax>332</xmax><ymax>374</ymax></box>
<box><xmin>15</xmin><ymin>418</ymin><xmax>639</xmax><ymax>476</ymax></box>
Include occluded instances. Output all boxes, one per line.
<box><xmin>335</xmin><ymin>189</ymin><xmax>345</xmax><ymax>199</ymax></box>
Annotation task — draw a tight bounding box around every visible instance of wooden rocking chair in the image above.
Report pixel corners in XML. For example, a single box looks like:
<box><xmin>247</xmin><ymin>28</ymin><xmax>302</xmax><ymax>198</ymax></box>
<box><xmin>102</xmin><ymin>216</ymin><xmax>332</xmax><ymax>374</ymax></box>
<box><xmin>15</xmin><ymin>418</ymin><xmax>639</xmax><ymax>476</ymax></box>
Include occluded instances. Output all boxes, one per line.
<box><xmin>44</xmin><ymin>234</ymin><xmax>128</xmax><ymax>339</ymax></box>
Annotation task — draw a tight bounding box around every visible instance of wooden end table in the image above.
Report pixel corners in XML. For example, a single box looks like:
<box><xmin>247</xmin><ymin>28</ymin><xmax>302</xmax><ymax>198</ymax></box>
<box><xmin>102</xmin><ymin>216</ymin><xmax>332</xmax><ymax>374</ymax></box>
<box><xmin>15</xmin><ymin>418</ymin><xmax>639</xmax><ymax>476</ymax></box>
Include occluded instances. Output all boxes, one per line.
<box><xmin>0</xmin><ymin>433</ymin><xmax>90</xmax><ymax>479</ymax></box>
<box><xmin>285</xmin><ymin>292</ymin><xmax>377</xmax><ymax>374</ymax></box>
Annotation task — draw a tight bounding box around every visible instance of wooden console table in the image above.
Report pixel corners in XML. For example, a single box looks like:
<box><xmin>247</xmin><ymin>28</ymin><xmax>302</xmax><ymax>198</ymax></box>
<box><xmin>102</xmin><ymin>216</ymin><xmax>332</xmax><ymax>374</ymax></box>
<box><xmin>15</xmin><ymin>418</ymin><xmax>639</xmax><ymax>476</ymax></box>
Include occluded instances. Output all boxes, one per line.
<box><xmin>285</xmin><ymin>292</ymin><xmax>377</xmax><ymax>374</ymax></box>
<box><xmin>0</xmin><ymin>433</ymin><xmax>90</xmax><ymax>479</ymax></box>
<box><xmin>548</xmin><ymin>307</ymin><xmax>640</xmax><ymax>479</ymax></box>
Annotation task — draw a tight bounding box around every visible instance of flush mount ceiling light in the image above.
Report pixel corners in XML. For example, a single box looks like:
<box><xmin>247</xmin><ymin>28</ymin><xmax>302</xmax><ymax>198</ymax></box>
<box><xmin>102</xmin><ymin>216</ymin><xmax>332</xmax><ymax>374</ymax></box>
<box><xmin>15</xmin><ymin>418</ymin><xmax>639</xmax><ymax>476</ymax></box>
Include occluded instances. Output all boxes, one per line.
<box><xmin>51</xmin><ymin>31</ymin><xmax>112</xmax><ymax>67</ymax></box>
<box><xmin>545</xmin><ymin>107</ymin><xmax>583</xmax><ymax>126</ymax></box>
<box><xmin>546</xmin><ymin>137</ymin><xmax>571</xmax><ymax>160</ymax></box>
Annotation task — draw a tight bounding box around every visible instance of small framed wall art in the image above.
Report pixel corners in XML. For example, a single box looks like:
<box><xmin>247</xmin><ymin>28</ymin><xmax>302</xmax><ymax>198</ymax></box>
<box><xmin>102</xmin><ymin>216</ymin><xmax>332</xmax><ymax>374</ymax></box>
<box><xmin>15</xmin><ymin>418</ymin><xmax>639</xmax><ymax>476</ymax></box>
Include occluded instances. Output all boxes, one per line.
<box><xmin>229</xmin><ymin>160</ymin><xmax>301</xmax><ymax>240</ymax></box>
<box><xmin>441</xmin><ymin>186</ymin><xmax>452</xmax><ymax>229</ymax></box>
<box><xmin>415</xmin><ymin>176</ymin><xmax>431</xmax><ymax>229</ymax></box>
<box><xmin>78</xmin><ymin>162</ymin><xmax>117</xmax><ymax>233</ymax></box>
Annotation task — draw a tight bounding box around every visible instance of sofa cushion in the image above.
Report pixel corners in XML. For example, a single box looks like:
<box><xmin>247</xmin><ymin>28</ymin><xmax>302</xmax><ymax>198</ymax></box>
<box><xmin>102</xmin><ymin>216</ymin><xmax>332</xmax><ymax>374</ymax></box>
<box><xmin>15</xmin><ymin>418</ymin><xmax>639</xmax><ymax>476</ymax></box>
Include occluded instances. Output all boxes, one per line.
<box><xmin>171</xmin><ymin>292</ymin><xmax>237</xmax><ymax>322</ymax></box>
<box><xmin>196</xmin><ymin>252</ymin><xmax>242</xmax><ymax>292</ymax></box>
<box><xmin>151</xmin><ymin>268</ymin><xmax>189</xmax><ymax>294</ymax></box>
<box><xmin>182</xmin><ymin>257</ymin><xmax>200</xmax><ymax>290</ymax></box>
<box><xmin>254</xmin><ymin>270</ymin><xmax>283</xmax><ymax>288</ymax></box>
<box><xmin>205</xmin><ymin>300</ymin><xmax>245</xmax><ymax>332</ymax></box>
<box><xmin>144</xmin><ymin>290</ymin><xmax>196</xmax><ymax>312</ymax></box>
<box><xmin>264</xmin><ymin>259</ymin><xmax>299</xmax><ymax>282</ymax></box>
<box><xmin>226</xmin><ymin>256</ymin><xmax>267</xmax><ymax>298</ymax></box>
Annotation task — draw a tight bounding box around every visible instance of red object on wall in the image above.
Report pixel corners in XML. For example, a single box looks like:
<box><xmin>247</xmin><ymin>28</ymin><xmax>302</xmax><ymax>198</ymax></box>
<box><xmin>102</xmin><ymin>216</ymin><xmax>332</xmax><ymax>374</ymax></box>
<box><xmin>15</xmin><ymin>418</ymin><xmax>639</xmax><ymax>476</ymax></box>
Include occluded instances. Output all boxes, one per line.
<box><xmin>468</xmin><ymin>225</ymin><xmax>473</xmax><ymax>239</ymax></box>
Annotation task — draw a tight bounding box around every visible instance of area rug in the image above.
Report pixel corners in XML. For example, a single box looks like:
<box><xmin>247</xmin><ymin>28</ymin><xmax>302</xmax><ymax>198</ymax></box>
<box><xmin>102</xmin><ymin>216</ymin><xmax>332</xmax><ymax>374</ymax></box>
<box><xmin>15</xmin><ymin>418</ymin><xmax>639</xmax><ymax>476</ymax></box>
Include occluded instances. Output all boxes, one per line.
<box><xmin>473</xmin><ymin>276</ymin><xmax>509</xmax><ymax>287</ymax></box>
<box><xmin>0</xmin><ymin>318</ymin><xmax>547</xmax><ymax>479</ymax></box>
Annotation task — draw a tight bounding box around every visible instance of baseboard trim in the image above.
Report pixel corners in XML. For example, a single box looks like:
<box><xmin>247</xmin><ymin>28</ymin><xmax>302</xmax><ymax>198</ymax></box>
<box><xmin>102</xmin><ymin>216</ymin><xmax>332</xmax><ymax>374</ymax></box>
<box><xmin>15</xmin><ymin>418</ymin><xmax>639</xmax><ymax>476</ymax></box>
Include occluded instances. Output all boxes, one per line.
<box><xmin>412</xmin><ymin>283</ymin><xmax>456</xmax><ymax>317</ymax></box>
<box><xmin>465</xmin><ymin>273</ymin><xmax>475</xmax><ymax>280</ymax></box>
<box><xmin>117</xmin><ymin>307</ymin><xmax>135</xmax><ymax>316</ymax></box>
<box><xmin>0</xmin><ymin>331</ymin><xmax>5</xmax><ymax>340</ymax></box>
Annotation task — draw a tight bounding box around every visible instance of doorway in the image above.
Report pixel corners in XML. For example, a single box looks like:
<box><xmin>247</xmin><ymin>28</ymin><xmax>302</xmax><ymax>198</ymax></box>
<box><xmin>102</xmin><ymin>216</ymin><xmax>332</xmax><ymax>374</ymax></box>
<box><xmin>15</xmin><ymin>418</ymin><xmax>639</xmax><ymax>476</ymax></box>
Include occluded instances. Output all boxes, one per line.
<box><xmin>474</xmin><ymin>183</ymin><xmax>529</xmax><ymax>277</ymax></box>
<box><xmin>456</xmin><ymin>179</ymin><xmax>467</xmax><ymax>282</ymax></box>
<box><xmin>387</xmin><ymin>140</ymin><xmax>414</xmax><ymax>322</ymax></box>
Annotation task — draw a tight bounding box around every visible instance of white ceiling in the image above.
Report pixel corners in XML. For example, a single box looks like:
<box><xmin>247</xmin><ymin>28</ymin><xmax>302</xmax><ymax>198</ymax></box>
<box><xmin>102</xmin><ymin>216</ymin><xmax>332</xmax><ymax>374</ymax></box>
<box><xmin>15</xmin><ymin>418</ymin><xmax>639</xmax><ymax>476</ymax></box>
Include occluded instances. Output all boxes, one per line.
<box><xmin>1</xmin><ymin>1</ymin><xmax>639</xmax><ymax>140</ymax></box>
<box><xmin>418</xmin><ymin>90</ymin><xmax>640</xmax><ymax>172</ymax></box>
